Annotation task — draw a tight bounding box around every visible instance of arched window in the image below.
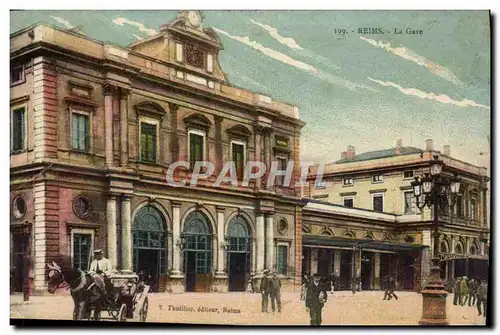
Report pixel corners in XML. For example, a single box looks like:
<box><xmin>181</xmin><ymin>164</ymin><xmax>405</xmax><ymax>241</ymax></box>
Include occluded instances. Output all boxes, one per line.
<box><xmin>133</xmin><ymin>206</ymin><xmax>165</xmax><ymax>248</ymax></box>
<box><xmin>440</xmin><ymin>240</ymin><xmax>449</xmax><ymax>253</ymax></box>
<box><xmin>227</xmin><ymin>215</ymin><xmax>250</xmax><ymax>252</ymax></box>
<box><xmin>455</xmin><ymin>242</ymin><xmax>464</xmax><ymax>254</ymax></box>
<box><xmin>182</xmin><ymin>210</ymin><xmax>212</xmax><ymax>277</ymax></box>
<box><xmin>184</xmin><ymin>211</ymin><xmax>210</xmax><ymax>235</ymax></box>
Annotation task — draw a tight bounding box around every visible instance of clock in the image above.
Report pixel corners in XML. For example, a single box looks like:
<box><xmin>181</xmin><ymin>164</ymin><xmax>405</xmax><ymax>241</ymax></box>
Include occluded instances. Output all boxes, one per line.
<box><xmin>187</xmin><ymin>11</ymin><xmax>201</xmax><ymax>28</ymax></box>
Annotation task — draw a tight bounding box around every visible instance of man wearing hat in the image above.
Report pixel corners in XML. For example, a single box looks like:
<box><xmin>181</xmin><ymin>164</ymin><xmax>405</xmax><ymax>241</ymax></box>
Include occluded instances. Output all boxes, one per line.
<box><xmin>88</xmin><ymin>249</ymin><xmax>113</xmax><ymax>295</ymax></box>
<box><xmin>269</xmin><ymin>270</ymin><xmax>282</xmax><ymax>313</ymax></box>
<box><xmin>260</xmin><ymin>269</ymin><xmax>271</xmax><ymax>313</ymax></box>
<box><xmin>306</xmin><ymin>273</ymin><xmax>328</xmax><ymax>326</ymax></box>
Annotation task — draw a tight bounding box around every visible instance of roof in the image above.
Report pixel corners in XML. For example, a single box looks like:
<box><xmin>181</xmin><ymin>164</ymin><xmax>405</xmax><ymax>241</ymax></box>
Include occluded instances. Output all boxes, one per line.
<box><xmin>335</xmin><ymin>146</ymin><xmax>423</xmax><ymax>164</ymax></box>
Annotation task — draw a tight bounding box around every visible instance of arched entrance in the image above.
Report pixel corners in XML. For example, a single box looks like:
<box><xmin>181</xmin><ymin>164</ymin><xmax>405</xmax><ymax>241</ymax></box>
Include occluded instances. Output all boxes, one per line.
<box><xmin>133</xmin><ymin>206</ymin><xmax>167</xmax><ymax>292</ymax></box>
<box><xmin>182</xmin><ymin>211</ymin><xmax>212</xmax><ymax>292</ymax></box>
<box><xmin>227</xmin><ymin>215</ymin><xmax>251</xmax><ymax>292</ymax></box>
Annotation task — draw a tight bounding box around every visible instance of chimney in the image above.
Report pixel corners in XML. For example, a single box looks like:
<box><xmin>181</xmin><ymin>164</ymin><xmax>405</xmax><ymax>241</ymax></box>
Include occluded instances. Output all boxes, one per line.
<box><xmin>443</xmin><ymin>145</ymin><xmax>451</xmax><ymax>156</ymax></box>
<box><xmin>396</xmin><ymin>139</ymin><xmax>403</xmax><ymax>155</ymax></box>
<box><xmin>425</xmin><ymin>139</ymin><xmax>434</xmax><ymax>151</ymax></box>
<box><xmin>345</xmin><ymin>145</ymin><xmax>356</xmax><ymax>160</ymax></box>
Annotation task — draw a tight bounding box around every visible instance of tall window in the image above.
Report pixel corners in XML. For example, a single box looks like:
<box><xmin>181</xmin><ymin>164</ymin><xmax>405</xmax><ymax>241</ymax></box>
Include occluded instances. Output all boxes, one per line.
<box><xmin>455</xmin><ymin>195</ymin><xmax>463</xmax><ymax>217</ymax></box>
<box><xmin>73</xmin><ymin>233</ymin><xmax>92</xmax><ymax>271</ymax></box>
<box><xmin>470</xmin><ymin>198</ymin><xmax>477</xmax><ymax>220</ymax></box>
<box><xmin>188</xmin><ymin>130</ymin><xmax>205</xmax><ymax>170</ymax></box>
<box><xmin>231</xmin><ymin>141</ymin><xmax>245</xmax><ymax>179</ymax></box>
<box><xmin>276</xmin><ymin>156</ymin><xmax>288</xmax><ymax>186</ymax></box>
<box><xmin>343</xmin><ymin>196</ymin><xmax>354</xmax><ymax>208</ymax></box>
<box><xmin>72</xmin><ymin>112</ymin><xmax>90</xmax><ymax>151</ymax></box>
<box><xmin>404</xmin><ymin>191</ymin><xmax>417</xmax><ymax>214</ymax></box>
<box><xmin>11</xmin><ymin>107</ymin><xmax>26</xmax><ymax>152</ymax></box>
<box><xmin>277</xmin><ymin>245</ymin><xmax>288</xmax><ymax>275</ymax></box>
<box><xmin>140</xmin><ymin>122</ymin><xmax>157</xmax><ymax>163</ymax></box>
<box><xmin>373</xmin><ymin>193</ymin><xmax>384</xmax><ymax>212</ymax></box>
<box><xmin>11</xmin><ymin>66</ymin><xmax>24</xmax><ymax>85</ymax></box>
<box><xmin>372</xmin><ymin>174</ymin><xmax>383</xmax><ymax>183</ymax></box>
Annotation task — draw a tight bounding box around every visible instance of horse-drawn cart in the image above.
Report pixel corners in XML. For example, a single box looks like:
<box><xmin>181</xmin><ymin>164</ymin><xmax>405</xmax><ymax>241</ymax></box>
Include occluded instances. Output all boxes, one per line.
<box><xmin>97</xmin><ymin>273</ymin><xmax>150</xmax><ymax>322</ymax></box>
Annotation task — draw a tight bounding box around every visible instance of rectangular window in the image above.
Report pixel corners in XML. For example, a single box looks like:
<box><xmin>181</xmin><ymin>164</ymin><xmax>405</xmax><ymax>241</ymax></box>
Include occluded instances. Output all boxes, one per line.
<box><xmin>73</xmin><ymin>233</ymin><xmax>92</xmax><ymax>271</ymax></box>
<box><xmin>277</xmin><ymin>245</ymin><xmax>288</xmax><ymax>275</ymax></box>
<box><xmin>403</xmin><ymin>170</ymin><xmax>414</xmax><ymax>179</ymax></box>
<box><xmin>470</xmin><ymin>198</ymin><xmax>477</xmax><ymax>220</ymax></box>
<box><xmin>343</xmin><ymin>197</ymin><xmax>354</xmax><ymax>208</ymax></box>
<box><xmin>372</xmin><ymin>174</ymin><xmax>383</xmax><ymax>183</ymax></box>
<box><xmin>206</xmin><ymin>53</ymin><xmax>213</xmax><ymax>73</ymax></box>
<box><xmin>11</xmin><ymin>66</ymin><xmax>24</xmax><ymax>85</ymax></box>
<box><xmin>373</xmin><ymin>194</ymin><xmax>384</xmax><ymax>212</ymax></box>
<box><xmin>175</xmin><ymin>43</ymin><xmax>184</xmax><ymax>62</ymax></box>
<box><xmin>231</xmin><ymin>141</ymin><xmax>245</xmax><ymax>179</ymax></box>
<box><xmin>455</xmin><ymin>195</ymin><xmax>463</xmax><ymax>217</ymax></box>
<box><xmin>343</xmin><ymin>177</ymin><xmax>353</xmax><ymax>186</ymax></box>
<box><xmin>140</xmin><ymin>122</ymin><xmax>157</xmax><ymax>163</ymax></box>
<box><xmin>276</xmin><ymin>156</ymin><xmax>288</xmax><ymax>186</ymax></box>
<box><xmin>11</xmin><ymin>107</ymin><xmax>26</xmax><ymax>152</ymax></box>
<box><xmin>404</xmin><ymin>191</ymin><xmax>416</xmax><ymax>215</ymax></box>
<box><xmin>315</xmin><ymin>180</ymin><xmax>326</xmax><ymax>189</ymax></box>
<box><xmin>71</xmin><ymin>112</ymin><xmax>90</xmax><ymax>151</ymax></box>
<box><xmin>189</xmin><ymin>130</ymin><xmax>205</xmax><ymax>169</ymax></box>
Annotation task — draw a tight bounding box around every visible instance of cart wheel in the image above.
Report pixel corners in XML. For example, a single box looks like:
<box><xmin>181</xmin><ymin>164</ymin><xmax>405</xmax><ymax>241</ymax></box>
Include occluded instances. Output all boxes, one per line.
<box><xmin>139</xmin><ymin>297</ymin><xmax>148</xmax><ymax>322</ymax></box>
<box><xmin>118</xmin><ymin>303</ymin><xmax>127</xmax><ymax>322</ymax></box>
<box><xmin>109</xmin><ymin>309</ymin><xmax>119</xmax><ymax>319</ymax></box>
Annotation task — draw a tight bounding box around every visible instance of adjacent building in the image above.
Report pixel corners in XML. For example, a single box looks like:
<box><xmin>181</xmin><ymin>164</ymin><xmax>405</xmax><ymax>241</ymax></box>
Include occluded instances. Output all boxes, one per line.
<box><xmin>303</xmin><ymin>139</ymin><xmax>490</xmax><ymax>291</ymax></box>
<box><xmin>10</xmin><ymin>11</ymin><xmax>305</xmax><ymax>294</ymax></box>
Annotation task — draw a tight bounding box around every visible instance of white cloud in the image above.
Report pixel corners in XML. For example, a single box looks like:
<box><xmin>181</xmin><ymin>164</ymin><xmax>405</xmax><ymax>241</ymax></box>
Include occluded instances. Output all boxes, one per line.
<box><xmin>133</xmin><ymin>34</ymin><xmax>144</xmax><ymax>41</ymax></box>
<box><xmin>214</xmin><ymin>27</ymin><xmax>318</xmax><ymax>74</ymax></box>
<box><xmin>360</xmin><ymin>36</ymin><xmax>462</xmax><ymax>86</ymax></box>
<box><xmin>50</xmin><ymin>16</ymin><xmax>74</xmax><ymax>29</ymax></box>
<box><xmin>112</xmin><ymin>17</ymin><xmax>157</xmax><ymax>36</ymax></box>
<box><xmin>249</xmin><ymin>19</ymin><xmax>303</xmax><ymax>50</ymax></box>
<box><xmin>367</xmin><ymin>77</ymin><xmax>490</xmax><ymax>110</ymax></box>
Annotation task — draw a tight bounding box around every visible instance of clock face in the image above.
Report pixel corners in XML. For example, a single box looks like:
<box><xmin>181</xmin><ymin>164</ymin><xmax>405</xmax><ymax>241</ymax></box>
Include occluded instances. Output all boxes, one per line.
<box><xmin>187</xmin><ymin>11</ymin><xmax>201</xmax><ymax>27</ymax></box>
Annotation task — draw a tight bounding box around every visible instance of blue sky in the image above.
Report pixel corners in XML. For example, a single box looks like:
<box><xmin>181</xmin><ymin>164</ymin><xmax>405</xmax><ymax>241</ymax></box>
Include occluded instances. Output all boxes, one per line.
<box><xmin>10</xmin><ymin>10</ymin><xmax>491</xmax><ymax>167</ymax></box>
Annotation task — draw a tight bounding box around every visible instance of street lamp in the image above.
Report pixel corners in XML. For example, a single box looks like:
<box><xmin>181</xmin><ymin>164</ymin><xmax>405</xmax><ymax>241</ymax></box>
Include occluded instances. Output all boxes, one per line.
<box><xmin>411</xmin><ymin>155</ymin><xmax>461</xmax><ymax>325</ymax></box>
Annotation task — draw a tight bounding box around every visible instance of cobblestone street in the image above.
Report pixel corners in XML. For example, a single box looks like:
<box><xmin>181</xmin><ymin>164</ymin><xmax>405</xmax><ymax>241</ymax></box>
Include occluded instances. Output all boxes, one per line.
<box><xmin>10</xmin><ymin>291</ymin><xmax>486</xmax><ymax>326</ymax></box>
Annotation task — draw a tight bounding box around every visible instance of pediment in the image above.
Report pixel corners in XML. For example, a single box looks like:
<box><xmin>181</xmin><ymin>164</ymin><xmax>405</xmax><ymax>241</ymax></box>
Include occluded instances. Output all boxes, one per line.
<box><xmin>184</xmin><ymin>113</ymin><xmax>212</xmax><ymax>129</ymax></box>
<box><xmin>227</xmin><ymin>124</ymin><xmax>252</xmax><ymax>138</ymax></box>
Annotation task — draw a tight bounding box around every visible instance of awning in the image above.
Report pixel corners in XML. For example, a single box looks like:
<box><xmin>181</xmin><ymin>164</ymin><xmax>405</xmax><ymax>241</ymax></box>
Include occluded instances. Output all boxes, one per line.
<box><xmin>303</xmin><ymin>235</ymin><xmax>423</xmax><ymax>252</ymax></box>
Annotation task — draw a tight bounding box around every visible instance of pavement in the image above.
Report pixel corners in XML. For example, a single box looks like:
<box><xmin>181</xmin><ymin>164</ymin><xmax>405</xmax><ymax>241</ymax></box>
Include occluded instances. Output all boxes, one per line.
<box><xmin>10</xmin><ymin>291</ymin><xmax>487</xmax><ymax>326</ymax></box>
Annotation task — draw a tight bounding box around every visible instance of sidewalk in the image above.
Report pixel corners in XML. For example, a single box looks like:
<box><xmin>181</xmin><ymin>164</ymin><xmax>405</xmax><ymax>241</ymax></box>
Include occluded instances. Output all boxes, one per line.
<box><xmin>10</xmin><ymin>291</ymin><xmax>487</xmax><ymax>325</ymax></box>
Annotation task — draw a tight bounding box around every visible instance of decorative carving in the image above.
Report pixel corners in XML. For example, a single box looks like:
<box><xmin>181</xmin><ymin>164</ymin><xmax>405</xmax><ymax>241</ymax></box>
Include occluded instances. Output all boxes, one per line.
<box><xmin>364</xmin><ymin>230</ymin><xmax>375</xmax><ymax>239</ymax></box>
<box><xmin>344</xmin><ymin>228</ymin><xmax>356</xmax><ymax>238</ymax></box>
<box><xmin>185</xmin><ymin>44</ymin><xmax>205</xmax><ymax>68</ymax></box>
<box><xmin>383</xmin><ymin>232</ymin><xmax>395</xmax><ymax>241</ymax></box>
<box><xmin>73</xmin><ymin>194</ymin><xmax>93</xmax><ymax>219</ymax></box>
<box><xmin>404</xmin><ymin>235</ymin><xmax>415</xmax><ymax>243</ymax></box>
<box><xmin>302</xmin><ymin>225</ymin><xmax>311</xmax><ymax>234</ymax></box>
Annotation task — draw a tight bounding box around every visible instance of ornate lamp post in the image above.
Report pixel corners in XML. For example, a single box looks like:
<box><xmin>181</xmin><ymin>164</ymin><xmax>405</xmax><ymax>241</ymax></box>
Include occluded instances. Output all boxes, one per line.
<box><xmin>411</xmin><ymin>155</ymin><xmax>461</xmax><ymax>325</ymax></box>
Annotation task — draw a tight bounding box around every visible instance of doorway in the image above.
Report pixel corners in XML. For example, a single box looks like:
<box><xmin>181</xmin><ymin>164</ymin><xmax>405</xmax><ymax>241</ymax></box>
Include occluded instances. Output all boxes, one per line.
<box><xmin>228</xmin><ymin>253</ymin><xmax>247</xmax><ymax>291</ymax></box>
<box><xmin>317</xmin><ymin>249</ymin><xmax>331</xmax><ymax>279</ymax></box>
<box><xmin>340</xmin><ymin>250</ymin><xmax>353</xmax><ymax>290</ymax></box>
<box><xmin>136</xmin><ymin>249</ymin><xmax>160</xmax><ymax>292</ymax></box>
<box><xmin>11</xmin><ymin>232</ymin><xmax>29</xmax><ymax>293</ymax></box>
<box><xmin>361</xmin><ymin>252</ymin><xmax>373</xmax><ymax>290</ymax></box>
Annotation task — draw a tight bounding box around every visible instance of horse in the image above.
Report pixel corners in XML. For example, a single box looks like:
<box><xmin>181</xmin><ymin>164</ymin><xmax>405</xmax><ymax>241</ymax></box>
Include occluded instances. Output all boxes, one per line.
<box><xmin>46</xmin><ymin>261</ymin><xmax>106</xmax><ymax>320</ymax></box>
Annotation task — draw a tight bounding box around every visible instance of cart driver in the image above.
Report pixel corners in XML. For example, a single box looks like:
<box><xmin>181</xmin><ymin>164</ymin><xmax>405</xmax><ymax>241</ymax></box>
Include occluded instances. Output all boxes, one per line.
<box><xmin>88</xmin><ymin>249</ymin><xmax>113</xmax><ymax>296</ymax></box>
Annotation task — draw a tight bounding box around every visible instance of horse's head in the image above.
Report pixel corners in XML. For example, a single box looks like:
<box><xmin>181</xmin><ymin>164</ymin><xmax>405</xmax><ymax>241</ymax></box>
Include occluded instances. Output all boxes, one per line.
<box><xmin>47</xmin><ymin>261</ymin><xmax>64</xmax><ymax>294</ymax></box>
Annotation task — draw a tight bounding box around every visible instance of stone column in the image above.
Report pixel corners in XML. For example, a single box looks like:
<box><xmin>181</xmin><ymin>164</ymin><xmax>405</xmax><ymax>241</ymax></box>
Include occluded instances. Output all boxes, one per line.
<box><xmin>106</xmin><ymin>195</ymin><xmax>117</xmax><ymax>269</ymax></box>
<box><xmin>374</xmin><ymin>253</ymin><xmax>381</xmax><ymax>289</ymax></box>
<box><xmin>451</xmin><ymin>259</ymin><xmax>455</xmax><ymax>278</ymax></box>
<box><xmin>256</xmin><ymin>214</ymin><xmax>265</xmax><ymax>274</ymax></box>
<box><xmin>263</xmin><ymin>129</ymin><xmax>272</xmax><ymax>190</ymax></box>
<box><xmin>451</xmin><ymin>236</ymin><xmax>456</xmax><ymax>254</ymax></box>
<box><xmin>265</xmin><ymin>214</ymin><xmax>274</xmax><ymax>270</ymax></box>
<box><xmin>171</xmin><ymin>202</ymin><xmax>182</xmax><ymax>275</ymax></box>
<box><xmin>104</xmin><ymin>85</ymin><xmax>114</xmax><ymax>168</ymax></box>
<box><xmin>311</xmin><ymin>249</ymin><xmax>318</xmax><ymax>274</ymax></box>
<box><xmin>254</xmin><ymin>127</ymin><xmax>263</xmax><ymax>190</ymax></box>
<box><xmin>215</xmin><ymin>207</ymin><xmax>226</xmax><ymax>276</ymax></box>
<box><xmin>121</xmin><ymin>196</ymin><xmax>132</xmax><ymax>273</ymax></box>
<box><xmin>120</xmin><ymin>88</ymin><xmax>129</xmax><ymax>167</ymax></box>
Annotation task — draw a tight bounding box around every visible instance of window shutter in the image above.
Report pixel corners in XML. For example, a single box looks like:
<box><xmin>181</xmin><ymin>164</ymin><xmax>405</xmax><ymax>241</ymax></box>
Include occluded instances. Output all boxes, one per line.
<box><xmin>72</xmin><ymin>114</ymin><xmax>78</xmax><ymax>149</ymax></box>
<box><xmin>20</xmin><ymin>109</ymin><xmax>25</xmax><ymax>150</ymax></box>
<box><xmin>85</xmin><ymin>115</ymin><xmax>90</xmax><ymax>151</ymax></box>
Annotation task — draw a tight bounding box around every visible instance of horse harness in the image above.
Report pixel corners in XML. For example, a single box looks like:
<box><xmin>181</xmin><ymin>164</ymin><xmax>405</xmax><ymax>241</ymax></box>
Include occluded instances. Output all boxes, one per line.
<box><xmin>49</xmin><ymin>268</ymin><xmax>87</xmax><ymax>293</ymax></box>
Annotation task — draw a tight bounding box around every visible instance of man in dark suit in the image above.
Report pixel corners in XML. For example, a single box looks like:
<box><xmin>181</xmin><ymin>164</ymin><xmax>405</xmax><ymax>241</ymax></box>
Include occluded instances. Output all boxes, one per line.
<box><xmin>382</xmin><ymin>275</ymin><xmax>390</xmax><ymax>300</ymax></box>
<box><xmin>387</xmin><ymin>276</ymin><xmax>398</xmax><ymax>300</ymax></box>
<box><xmin>306</xmin><ymin>273</ymin><xmax>328</xmax><ymax>326</ymax></box>
<box><xmin>260</xmin><ymin>269</ymin><xmax>270</xmax><ymax>313</ymax></box>
<box><xmin>269</xmin><ymin>270</ymin><xmax>282</xmax><ymax>313</ymax></box>
<box><xmin>476</xmin><ymin>279</ymin><xmax>487</xmax><ymax>317</ymax></box>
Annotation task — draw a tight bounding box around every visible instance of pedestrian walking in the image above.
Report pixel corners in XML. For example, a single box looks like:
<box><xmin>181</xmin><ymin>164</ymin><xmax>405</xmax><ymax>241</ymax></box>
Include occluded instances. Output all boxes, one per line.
<box><xmin>387</xmin><ymin>276</ymin><xmax>398</xmax><ymax>300</ymax></box>
<box><xmin>467</xmin><ymin>278</ymin><xmax>477</xmax><ymax>307</ymax></box>
<box><xmin>246</xmin><ymin>273</ymin><xmax>255</xmax><ymax>293</ymax></box>
<box><xmin>260</xmin><ymin>269</ymin><xmax>271</xmax><ymax>313</ymax></box>
<box><xmin>476</xmin><ymin>280</ymin><xmax>487</xmax><ymax>317</ymax></box>
<box><xmin>460</xmin><ymin>277</ymin><xmax>469</xmax><ymax>306</ymax></box>
<box><xmin>269</xmin><ymin>270</ymin><xmax>281</xmax><ymax>313</ymax></box>
<box><xmin>382</xmin><ymin>275</ymin><xmax>391</xmax><ymax>300</ymax></box>
<box><xmin>453</xmin><ymin>277</ymin><xmax>462</xmax><ymax>305</ymax></box>
<box><xmin>305</xmin><ymin>273</ymin><xmax>328</xmax><ymax>326</ymax></box>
